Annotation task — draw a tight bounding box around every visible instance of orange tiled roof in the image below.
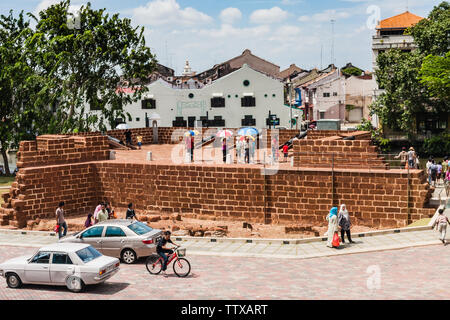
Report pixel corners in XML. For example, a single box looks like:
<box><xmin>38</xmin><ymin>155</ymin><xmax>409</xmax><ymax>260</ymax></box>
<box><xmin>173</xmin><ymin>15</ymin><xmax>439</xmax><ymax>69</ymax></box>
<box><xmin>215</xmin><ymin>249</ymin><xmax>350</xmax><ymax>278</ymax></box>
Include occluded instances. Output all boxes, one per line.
<box><xmin>377</xmin><ymin>11</ymin><xmax>424</xmax><ymax>29</ymax></box>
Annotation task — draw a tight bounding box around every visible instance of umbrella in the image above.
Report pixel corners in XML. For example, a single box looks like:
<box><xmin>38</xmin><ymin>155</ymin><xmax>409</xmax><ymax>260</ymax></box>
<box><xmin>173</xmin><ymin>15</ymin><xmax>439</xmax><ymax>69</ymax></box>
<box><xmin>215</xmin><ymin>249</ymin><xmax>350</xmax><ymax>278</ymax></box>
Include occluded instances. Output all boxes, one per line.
<box><xmin>239</xmin><ymin>135</ymin><xmax>255</xmax><ymax>141</ymax></box>
<box><xmin>216</xmin><ymin>129</ymin><xmax>233</xmax><ymax>138</ymax></box>
<box><xmin>184</xmin><ymin>130</ymin><xmax>200</xmax><ymax>137</ymax></box>
<box><xmin>238</xmin><ymin>127</ymin><xmax>258</xmax><ymax>136</ymax></box>
<box><xmin>116</xmin><ymin>123</ymin><xmax>129</xmax><ymax>130</ymax></box>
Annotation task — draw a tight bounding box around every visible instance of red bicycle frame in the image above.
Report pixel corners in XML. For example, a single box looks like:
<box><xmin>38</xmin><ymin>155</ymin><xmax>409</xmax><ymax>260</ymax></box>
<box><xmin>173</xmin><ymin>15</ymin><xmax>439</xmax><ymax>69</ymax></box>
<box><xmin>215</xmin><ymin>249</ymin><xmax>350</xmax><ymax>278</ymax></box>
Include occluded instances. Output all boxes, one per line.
<box><xmin>155</xmin><ymin>251</ymin><xmax>183</xmax><ymax>268</ymax></box>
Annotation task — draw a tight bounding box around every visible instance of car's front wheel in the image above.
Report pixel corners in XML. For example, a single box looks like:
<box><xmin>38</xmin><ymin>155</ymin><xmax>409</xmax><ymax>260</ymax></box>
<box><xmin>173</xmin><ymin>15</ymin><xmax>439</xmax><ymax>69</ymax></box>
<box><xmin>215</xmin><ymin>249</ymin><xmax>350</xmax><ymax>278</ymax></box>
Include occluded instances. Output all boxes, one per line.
<box><xmin>66</xmin><ymin>276</ymin><xmax>85</xmax><ymax>293</ymax></box>
<box><xmin>121</xmin><ymin>249</ymin><xmax>137</xmax><ymax>264</ymax></box>
<box><xmin>6</xmin><ymin>273</ymin><xmax>22</xmax><ymax>289</ymax></box>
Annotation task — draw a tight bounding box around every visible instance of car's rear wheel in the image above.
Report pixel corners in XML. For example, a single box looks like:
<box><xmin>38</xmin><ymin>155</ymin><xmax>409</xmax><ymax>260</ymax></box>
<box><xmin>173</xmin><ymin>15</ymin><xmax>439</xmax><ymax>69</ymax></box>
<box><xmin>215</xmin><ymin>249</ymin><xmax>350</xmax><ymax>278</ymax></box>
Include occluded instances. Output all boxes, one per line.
<box><xmin>6</xmin><ymin>273</ymin><xmax>22</xmax><ymax>289</ymax></box>
<box><xmin>66</xmin><ymin>276</ymin><xmax>85</xmax><ymax>293</ymax></box>
<box><xmin>121</xmin><ymin>249</ymin><xmax>137</xmax><ymax>264</ymax></box>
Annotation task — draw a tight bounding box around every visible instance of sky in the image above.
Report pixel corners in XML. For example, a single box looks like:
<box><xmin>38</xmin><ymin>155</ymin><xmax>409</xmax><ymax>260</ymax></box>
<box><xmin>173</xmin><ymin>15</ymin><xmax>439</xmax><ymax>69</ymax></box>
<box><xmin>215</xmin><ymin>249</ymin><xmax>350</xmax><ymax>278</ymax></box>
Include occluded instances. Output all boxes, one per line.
<box><xmin>0</xmin><ymin>0</ymin><xmax>442</xmax><ymax>74</ymax></box>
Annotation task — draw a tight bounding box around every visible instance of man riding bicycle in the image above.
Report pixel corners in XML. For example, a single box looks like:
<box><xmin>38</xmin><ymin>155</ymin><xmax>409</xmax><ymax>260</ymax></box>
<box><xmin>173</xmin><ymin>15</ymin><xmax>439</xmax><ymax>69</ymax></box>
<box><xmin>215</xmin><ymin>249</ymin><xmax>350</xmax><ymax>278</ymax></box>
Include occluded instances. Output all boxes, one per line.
<box><xmin>156</xmin><ymin>231</ymin><xmax>179</xmax><ymax>276</ymax></box>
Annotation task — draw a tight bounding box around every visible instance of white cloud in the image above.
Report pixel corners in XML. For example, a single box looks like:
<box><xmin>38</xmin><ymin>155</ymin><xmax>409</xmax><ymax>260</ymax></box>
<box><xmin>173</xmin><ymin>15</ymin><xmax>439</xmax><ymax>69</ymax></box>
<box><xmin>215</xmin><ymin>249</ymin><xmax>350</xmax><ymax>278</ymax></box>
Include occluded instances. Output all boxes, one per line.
<box><xmin>298</xmin><ymin>9</ymin><xmax>350</xmax><ymax>22</ymax></box>
<box><xmin>281</xmin><ymin>0</ymin><xmax>303</xmax><ymax>5</ymax></box>
<box><xmin>219</xmin><ymin>7</ymin><xmax>242</xmax><ymax>25</ymax></box>
<box><xmin>132</xmin><ymin>0</ymin><xmax>213</xmax><ymax>27</ymax></box>
<box><xmin>250</xmin><ymin>7</ymin><xmax>289</xmax><ymax>24</ymax></box>
<box><xmin>35</xmin><ymin>0</ymin><xmax>60</xmax><ymax>14</ymax></box>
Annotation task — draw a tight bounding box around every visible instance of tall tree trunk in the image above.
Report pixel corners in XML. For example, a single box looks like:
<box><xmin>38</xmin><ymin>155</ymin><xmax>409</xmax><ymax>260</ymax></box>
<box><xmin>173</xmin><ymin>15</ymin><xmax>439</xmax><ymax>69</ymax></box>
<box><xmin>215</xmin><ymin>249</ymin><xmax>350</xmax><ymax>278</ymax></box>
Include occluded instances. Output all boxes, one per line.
<box><xmin>1</xmin><ymin>148</ymin><xmax>10</xmax><ymax>175</ymax></box>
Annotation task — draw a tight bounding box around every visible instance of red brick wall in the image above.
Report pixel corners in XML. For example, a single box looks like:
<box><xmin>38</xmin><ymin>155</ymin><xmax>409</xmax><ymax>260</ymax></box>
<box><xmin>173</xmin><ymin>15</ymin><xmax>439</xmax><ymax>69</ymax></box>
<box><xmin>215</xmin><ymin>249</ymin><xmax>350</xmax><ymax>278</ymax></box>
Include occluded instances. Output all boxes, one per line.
<box><xmin>293</xmin><ymin>139</ymin><xmax>388</xmax><ymax>169</ymax></box>
<box><xmin>16</xmin><ymin>135</ymin><xmax>109</xmax><ymax>169</ymax></box>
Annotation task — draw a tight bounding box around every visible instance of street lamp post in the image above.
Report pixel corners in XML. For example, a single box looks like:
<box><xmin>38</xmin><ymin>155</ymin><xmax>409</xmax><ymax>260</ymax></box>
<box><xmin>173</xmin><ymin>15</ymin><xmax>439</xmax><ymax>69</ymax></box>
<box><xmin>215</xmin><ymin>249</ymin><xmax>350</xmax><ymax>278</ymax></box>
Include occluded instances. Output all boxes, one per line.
<box><xmin>287</xmin><ymin>78</ymin><xmax>293</xmax><ymax>129</ymax></box>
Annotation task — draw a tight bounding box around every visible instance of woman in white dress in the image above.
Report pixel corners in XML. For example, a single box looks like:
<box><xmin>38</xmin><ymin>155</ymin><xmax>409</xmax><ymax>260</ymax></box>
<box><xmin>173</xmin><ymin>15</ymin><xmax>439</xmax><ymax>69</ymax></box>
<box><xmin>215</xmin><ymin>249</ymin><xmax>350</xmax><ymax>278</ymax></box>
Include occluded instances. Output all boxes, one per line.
<box><xmin>326</xmin><ymin>207</ymin><xmax>339</xmax><ymax>248</ymax></box>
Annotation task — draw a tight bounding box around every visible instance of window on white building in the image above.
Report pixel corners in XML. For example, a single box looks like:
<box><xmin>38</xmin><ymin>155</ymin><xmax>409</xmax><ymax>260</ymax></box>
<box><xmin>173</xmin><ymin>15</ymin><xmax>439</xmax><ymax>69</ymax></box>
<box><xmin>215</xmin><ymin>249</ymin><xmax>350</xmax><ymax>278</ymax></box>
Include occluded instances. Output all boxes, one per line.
<box><xmin>211</xmin><ymin>97</ymin><xmax>225</xmax><ymax>108</ymax></box>
<box><xmin>241</xmin><ymin>96</ymin><xmax>256</xmax><ymax>107</ymax></box>
<box><xmin>142</xmin><ymin>99</ymin><xmax>156</xmax><ymax>109</ymax></box>
<box><xmin>323</xmin><ymin>93</ymin><xmax>330</xmax><ymax>98</ymax></box>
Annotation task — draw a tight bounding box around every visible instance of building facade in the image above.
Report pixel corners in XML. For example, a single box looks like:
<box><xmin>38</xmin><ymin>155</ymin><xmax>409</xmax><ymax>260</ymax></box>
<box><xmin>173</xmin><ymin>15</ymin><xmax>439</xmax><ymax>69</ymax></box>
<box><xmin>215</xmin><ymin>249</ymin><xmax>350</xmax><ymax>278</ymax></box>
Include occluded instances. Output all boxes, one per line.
<box><xmin>91</xmin><ymin>64</ymin><xmax>287</xmax><ymax>129</ymax></box>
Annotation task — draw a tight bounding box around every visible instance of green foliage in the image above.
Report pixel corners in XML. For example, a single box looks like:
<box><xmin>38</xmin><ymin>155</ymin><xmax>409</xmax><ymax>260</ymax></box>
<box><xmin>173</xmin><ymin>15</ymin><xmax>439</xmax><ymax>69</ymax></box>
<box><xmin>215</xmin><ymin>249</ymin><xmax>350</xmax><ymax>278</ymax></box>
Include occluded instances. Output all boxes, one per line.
<box><xmin>371</xmin><ymin>1</ymin><xmax>450</xmax><ymax>136</ymax></box>
<box><xmin>420</xmin><ymin>52</ymin><xmax>450</xmax><ymax>101</ymax></box>
<box><xmin>356</xmin><ymin>119</ymin><xmax>391</xmax><ymax>153</ymax></box>
<box><xmin>0</xmin><ymin>0</ymin><xmax>157</xmax><ymax>172</ymax></box>
<box><xmin>422</xmin><ymin>132</ymin><xmax>450</xmax><ymax>156</ymax></box>
<box><xmin>341</xmin><ymin>67</ymin><xmax>362</xmax><ymax>77</ymax></box>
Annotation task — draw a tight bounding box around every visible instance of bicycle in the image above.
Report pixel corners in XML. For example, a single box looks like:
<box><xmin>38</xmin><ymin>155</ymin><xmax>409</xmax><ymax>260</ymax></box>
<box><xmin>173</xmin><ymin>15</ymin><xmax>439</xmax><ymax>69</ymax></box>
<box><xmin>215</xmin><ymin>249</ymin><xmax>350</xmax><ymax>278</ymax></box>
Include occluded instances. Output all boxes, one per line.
<box><xmin>145</xmin><ymin>246</ymin><xmax>191</xmax><ymax>277</ymax></box>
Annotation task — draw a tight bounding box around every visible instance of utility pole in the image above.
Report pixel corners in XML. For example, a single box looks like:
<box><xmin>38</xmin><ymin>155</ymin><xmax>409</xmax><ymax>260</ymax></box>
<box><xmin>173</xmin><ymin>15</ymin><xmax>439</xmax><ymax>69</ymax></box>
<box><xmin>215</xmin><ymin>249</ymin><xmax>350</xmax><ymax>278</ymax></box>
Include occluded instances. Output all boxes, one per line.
<box><xmin>288</xmin><ymin>79</ymin><xmax>293</xmax><ymax>129</ymax></box>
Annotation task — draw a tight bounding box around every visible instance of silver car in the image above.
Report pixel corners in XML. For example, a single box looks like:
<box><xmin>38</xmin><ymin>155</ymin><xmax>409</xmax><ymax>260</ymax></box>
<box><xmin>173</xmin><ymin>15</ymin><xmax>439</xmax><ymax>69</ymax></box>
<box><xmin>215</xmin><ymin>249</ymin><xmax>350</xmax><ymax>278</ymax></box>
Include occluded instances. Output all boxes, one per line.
<box><xmin>59</xmin><ymin>220</ymin><xmax>162</xmax><ymax>264</ymax></box>
<box><xmin>0</xmin><ymin>243</ymin><xmax>119</xmax><ymax>292</ymax></box>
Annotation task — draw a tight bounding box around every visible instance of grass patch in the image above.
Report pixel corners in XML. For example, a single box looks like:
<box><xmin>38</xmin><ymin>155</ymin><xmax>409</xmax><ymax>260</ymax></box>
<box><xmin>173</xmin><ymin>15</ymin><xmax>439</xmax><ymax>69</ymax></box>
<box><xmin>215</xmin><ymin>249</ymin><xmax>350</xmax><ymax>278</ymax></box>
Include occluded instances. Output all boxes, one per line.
<box><xmin>0</xmin><ymin>176</ymin><xmax>14</xmax><ymax>187</ymax></box>
<box><xmin>408</xmin><ymin>218</ymin><xmax>432</xmax><ymax>227</ymax></box>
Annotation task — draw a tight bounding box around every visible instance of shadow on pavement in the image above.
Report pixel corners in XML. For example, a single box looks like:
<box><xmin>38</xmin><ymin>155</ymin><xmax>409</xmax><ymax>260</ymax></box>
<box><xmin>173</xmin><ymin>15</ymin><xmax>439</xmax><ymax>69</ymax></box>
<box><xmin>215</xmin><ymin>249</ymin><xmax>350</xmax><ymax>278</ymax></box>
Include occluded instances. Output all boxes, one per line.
<box><xmin>19</xmin><ymin>282</ymin><xmax>129</xmax><ymax>295</ymax></box>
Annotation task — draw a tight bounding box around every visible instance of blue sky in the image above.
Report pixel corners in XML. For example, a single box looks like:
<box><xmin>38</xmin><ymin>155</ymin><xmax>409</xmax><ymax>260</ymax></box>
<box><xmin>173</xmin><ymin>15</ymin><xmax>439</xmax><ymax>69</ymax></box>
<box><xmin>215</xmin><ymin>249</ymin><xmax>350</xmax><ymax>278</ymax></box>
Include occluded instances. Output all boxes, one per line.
<box><xmin>1</xmin><ymin>0</ymin><xmax>442</xmax><ymax>73</ymax></box>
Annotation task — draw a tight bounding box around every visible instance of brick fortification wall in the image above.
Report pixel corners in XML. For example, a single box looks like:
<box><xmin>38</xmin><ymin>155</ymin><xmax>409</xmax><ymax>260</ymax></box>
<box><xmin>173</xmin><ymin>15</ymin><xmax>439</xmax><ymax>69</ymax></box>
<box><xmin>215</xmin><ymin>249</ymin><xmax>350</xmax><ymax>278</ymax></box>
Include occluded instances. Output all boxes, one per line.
<box><xmin>0</xmin><ymin>133</ymin><xmax>435</xmax><ymax>228</ymax></box>
<box><xmin>16</xmin><ymin>135</ymin><xmax>109</xmax><ymax>168</ymax></box>
<box><xmin>293</xmin><ymin>131</ymin><xmax>387</xmax><ymax>169</ymax></box>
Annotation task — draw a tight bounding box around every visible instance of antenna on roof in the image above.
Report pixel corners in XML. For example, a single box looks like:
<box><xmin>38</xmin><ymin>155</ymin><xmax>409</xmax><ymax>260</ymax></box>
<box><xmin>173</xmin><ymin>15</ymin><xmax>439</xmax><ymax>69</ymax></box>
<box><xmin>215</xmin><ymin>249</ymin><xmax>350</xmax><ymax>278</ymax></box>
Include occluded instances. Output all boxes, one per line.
<box><xmin>320</xmin><ymin>44</ymin><xmax>323</xmax><ymax>70</ymax></box>
<box><xmin>330</xmin><ymin>19</ymin><xmax>335</xmax><ymax>66</ymax></box>
<box><xmin>406</xmin><ymin>0</ymin><xmax>409</xmax><ymax>11</ymax></box>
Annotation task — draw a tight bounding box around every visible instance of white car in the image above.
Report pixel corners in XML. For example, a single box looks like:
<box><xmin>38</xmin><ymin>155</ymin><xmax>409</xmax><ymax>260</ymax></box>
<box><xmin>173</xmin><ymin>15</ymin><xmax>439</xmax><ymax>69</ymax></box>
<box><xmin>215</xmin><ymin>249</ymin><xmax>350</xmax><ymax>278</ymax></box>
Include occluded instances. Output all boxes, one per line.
<box><xmin>0</xmin><ymin>243</ymin><xmax>120</xmax><ymax>292</ymax></box>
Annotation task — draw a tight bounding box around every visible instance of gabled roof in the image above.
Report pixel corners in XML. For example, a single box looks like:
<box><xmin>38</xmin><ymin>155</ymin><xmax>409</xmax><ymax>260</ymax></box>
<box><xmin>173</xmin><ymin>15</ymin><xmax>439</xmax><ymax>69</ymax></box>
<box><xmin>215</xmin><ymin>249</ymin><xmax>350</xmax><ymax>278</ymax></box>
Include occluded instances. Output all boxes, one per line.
<box><xmin>279</xmin><ymin>64</ymin><xmax>303</xmax><ymax>79</ymax></box>
<box><xmin>377</xmin><ymin>11</ymin><xmax>424</xmax><ymax>30</ymax></box>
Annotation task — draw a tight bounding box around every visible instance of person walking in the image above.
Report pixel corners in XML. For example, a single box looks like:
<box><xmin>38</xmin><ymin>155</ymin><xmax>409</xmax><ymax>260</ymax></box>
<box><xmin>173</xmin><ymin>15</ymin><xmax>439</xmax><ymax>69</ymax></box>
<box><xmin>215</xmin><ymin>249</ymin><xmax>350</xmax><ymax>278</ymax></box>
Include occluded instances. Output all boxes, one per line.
<box><xmin>125</xmin><ymin>129</ymin><xmax>132</xmax><ymax>146</ymax></box>
<box><xmin>426</xmin><ymin>157</ymin><xmax>434</xmax><ymax>185</ymax></box>
<box><xmin>84</xmin><ymin>213</ymin><xmax>93</xmax><ymax>229</ymax></box>
<box><xmin>326</xmin><ymin>207</ymin><xmax>339</xmax><ymax>248</ymax></box>
<box><xmin>432</xmin><ymin>208</ymin><xmax>449</xmax><ymax>245</ymax></box>
<box><xmin>282</xmin><ymin>144</ymin><xmax>289</xmax><ymax>163</ymax></box>
<box><xmin>222</xmin><ymin>138</ymin><xmax>227</xmax><ymax>163</ymax></box>
<box><xmin>136</xmin><ymin>135</ymin><xmax>143</xmax><ymax>150</ymax></box>
<box><xmin>430</xmin><ymin>160</ymin><xmax>438</xmax><ymax>187</ymax></box>
<box><xmin>236</xmin><ymin>138</ymin><xmax>242</xmax><ymax>163</ymax></box>
<box><xmin>394</xmin><ymin>147</ymin><xmax>407</xmax><ymax>168</ymax></box>
<box><xmin>407</xmin><ymin>147</ymin><xmax>416</xmax><ymax>169</ymax></box>
<box><xmin>250</xmin><ymin>139</ymin><xmax>256</xmax><ymax>163</ymax></box>
<box><xmin>244</xmin><ymin>137</ymin><xmax>250</xmax><ymax>164</ymax></box>
<box><xmin>93</xmin><ymin>201</ymin><xmax>103</xmax><ymax>224</ymax></box>
<box><xmin>56</xmin><ymin>201</ymin><xmax>67</xmax><ymax>239</ymax></box>
<box><xmin>190</xmin><ymin>135</ymin><xmax>194</xmax><ymax>162</ymax></box>
<box><xmin>338</xmin><ymin>204</ymin><xmax>354</xmax><ymax>243</ymax></box>
<box><xmin>97</xmin><ymin>203</ymin><xmax>108</xmax><ymax>223</ymax></box>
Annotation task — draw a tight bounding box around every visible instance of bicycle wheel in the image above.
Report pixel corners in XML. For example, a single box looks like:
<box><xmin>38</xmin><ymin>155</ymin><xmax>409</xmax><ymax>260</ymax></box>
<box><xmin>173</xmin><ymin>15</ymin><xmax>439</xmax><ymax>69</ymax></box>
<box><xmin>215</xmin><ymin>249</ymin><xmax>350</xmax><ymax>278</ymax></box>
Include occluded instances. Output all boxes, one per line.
<box><xmin>173</xmin><ymin>258</ymin><xmax>191</xmax><ymax>277</ymax></box>
<box><xmin>146</xmin><ymin>255</ymin><xmax>162</xmax><ymax>275</ymax></box>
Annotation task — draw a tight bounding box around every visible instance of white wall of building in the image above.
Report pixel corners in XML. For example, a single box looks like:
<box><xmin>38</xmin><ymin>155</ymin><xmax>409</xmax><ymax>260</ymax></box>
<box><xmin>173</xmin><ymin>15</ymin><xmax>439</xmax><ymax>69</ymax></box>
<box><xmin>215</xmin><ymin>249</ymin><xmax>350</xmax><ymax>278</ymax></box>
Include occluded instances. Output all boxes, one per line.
<box><xmin>91</xmin><ymin>64</ymin><xmax>288</xmax><ymax>130</ymax></box>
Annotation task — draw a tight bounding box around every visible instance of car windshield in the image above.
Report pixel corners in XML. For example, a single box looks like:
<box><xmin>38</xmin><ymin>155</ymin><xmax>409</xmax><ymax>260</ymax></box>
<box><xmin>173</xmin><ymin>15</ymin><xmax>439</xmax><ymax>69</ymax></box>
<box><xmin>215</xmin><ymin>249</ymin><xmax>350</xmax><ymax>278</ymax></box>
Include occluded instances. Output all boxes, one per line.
<box><xmin>76</xmin><ymin>246</ymin><xmax>102</xmax><ymax>263</ymax></box>
<box><xmin>127</xmin><ymin>221</ymin><xmax>153</xmax><ymax>235</ymax></box>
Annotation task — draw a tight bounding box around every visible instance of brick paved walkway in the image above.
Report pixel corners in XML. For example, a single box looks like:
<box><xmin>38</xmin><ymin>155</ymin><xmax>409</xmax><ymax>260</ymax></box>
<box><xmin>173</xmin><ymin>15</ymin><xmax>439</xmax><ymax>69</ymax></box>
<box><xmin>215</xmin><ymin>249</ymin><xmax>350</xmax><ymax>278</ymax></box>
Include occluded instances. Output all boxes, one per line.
<box><xmin>0</xmin><ymin>244</ymin><xmax>449</xmax><ymax>299</ymax></box>
<box><xmin>0</xmin><ymin>227</ymin><xmax>446</xmax><ymax>259</ymax></box>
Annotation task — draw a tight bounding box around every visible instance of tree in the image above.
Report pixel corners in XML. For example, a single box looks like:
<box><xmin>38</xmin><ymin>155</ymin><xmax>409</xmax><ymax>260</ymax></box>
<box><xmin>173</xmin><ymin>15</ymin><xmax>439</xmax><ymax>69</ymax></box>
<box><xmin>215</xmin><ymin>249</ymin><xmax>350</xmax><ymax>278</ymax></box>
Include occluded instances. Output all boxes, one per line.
<box><xmin>420</xmin><ymin>52</ymin><xmax>450</xmax><ymax>102</ymax></box>
<box><xmin>0</xmin><ymin>11</ymin><xmax>36</xmax><ymax>174</ymax></box>
<box><xmin>27</xmin><ymin>0</ymin><xmax>157</xmax><ymax>133</ymax></box>
<box><xmin>371</xmin><ymin>1</ymin><xmax>450</xmax><ymax>136</ymax></box>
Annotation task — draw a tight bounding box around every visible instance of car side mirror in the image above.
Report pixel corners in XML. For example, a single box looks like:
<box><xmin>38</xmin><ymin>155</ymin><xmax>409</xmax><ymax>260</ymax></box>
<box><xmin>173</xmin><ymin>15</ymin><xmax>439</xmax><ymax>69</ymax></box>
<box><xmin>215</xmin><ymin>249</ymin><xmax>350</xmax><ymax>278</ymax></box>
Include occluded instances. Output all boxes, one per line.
<box><xmin>77</xmin><ymin>234</ymin><xmax>82</xmax><ymax>239</ymax></box>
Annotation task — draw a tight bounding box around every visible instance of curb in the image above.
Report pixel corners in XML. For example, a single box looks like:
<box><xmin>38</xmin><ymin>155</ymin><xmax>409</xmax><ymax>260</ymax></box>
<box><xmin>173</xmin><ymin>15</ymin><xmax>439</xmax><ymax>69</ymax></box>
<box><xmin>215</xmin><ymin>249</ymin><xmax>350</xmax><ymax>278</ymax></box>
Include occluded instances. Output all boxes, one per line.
<box><xmin>186</xmin><ymin>240</ymin><xmax>442</xmax><ymax>260</ymax></box>
<box><xmin>173</xmin><ymin>225</ymin><xmax>433</xmax><ymax>245</ymax></box>
<box><xmin>0</xmin><ymin>229</ymin><xmax>57</xmax><ymax>237</ymax></box>
<box><xmin>0</xmin><ymin>225</ymin><xmax>433</xmax><ymax>243</ymax></box>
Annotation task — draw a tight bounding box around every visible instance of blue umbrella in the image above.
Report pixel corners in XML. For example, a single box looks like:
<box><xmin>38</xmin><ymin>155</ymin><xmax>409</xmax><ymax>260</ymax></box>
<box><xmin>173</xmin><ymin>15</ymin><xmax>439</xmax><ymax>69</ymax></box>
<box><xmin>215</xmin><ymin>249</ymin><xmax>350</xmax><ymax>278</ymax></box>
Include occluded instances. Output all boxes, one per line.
<box><xmin>238</xmin><ymin>127</ymin><xmax>258</xmax><ymax>136</ymax></box>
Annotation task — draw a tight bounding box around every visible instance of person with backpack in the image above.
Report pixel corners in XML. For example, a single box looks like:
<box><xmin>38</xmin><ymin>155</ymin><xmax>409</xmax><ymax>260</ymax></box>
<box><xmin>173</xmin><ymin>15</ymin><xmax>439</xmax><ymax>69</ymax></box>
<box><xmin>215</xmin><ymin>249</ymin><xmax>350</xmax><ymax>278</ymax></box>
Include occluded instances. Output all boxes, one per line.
<box><xmin>430</xmin><ymin>160</ymin><xmax>439</xmax><ymax>187</ymax></box>
<box><xmin>432</xmin><ymin>208</ymin><xmax>449</xmax><ymax>245</ymax></box>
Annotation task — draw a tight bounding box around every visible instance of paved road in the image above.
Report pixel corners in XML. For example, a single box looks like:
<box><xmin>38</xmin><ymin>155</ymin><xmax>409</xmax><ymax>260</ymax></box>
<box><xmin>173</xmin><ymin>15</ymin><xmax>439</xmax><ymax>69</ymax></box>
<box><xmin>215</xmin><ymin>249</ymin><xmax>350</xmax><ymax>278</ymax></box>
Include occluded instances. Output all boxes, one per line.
<box><xmin>0</xmin><ymin>227</ymin><xmax>446</xmax><ymax>260</ymax></box>
<box><xmin>0</xmin><ymin>244</ymin><xmax>449</xmax><ymax>300</ymax></box>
